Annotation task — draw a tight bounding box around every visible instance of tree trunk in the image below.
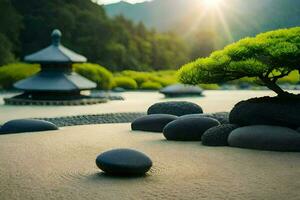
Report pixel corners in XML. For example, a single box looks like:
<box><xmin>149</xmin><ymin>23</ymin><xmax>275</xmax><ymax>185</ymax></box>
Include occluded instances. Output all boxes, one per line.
<box><xmin>259</xmin><ymin>76</ymin><xmax>297</xmax><ymax>98</ymax></box>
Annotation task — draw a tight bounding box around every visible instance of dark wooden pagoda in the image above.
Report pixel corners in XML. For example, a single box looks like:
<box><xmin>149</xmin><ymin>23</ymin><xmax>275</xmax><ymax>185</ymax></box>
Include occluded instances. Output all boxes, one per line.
<box><xmin>4</xmin><ymin>29</ymin><xmax>107</xmax><ymax>105</ymax></box>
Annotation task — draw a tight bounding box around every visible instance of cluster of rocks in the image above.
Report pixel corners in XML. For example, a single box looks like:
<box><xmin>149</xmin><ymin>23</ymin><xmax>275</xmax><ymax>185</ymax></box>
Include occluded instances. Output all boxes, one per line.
<box><xmin>2</xmin><ymin>97</ymin><xmax>300</xmax><ymax>177</ymax></box>
<box><xmin>132</xmin><ymin>99</ymin><xmax>300</xmax><ymax>152</ymax></box>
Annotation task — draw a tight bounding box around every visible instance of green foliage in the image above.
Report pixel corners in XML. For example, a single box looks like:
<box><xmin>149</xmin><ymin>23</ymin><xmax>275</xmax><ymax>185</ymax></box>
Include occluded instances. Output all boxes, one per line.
<box><xmin>7</xmin><ymin>1</ymin><xmax>190</xmax><ymax>71</ymax></box>
<box><xmin>179</xmin><ymin>27</ymin><xmax>300</xmax><ymax>96</ymax></box>
<box><xmin>0</xmin><ymin>34</ymin><xmax>15</xmax><ymax>65</ymax></box>
<box><xmin>140</xmin><ymin>81</ymin><xmax>162</xmax><ymax>90</ymax></box>
<box><xmin>113</xmin><ymin>77</ymin><xmax>138</xmax><ymax>90</ymax></box>
<box><xmin>199</xmin><ymin>84</ymin><xmax>220</xmax><ymax>90</ymax></box>
<box><xmin>0</xmin><ymin>0</ymin><xmax>22</xmax><ymax>65</ymax></box>
<box><xmin>73</xmin><ymin>63</ymin><xmax>113</xmax><ymax>90</ymax></box>
<box><xmin>0</xmin><ymin>63</ymin><xmax>39</xmax><ymax>89</ymax></box>
<box><xmin>115</xmin><ymin>70</ymin><xmax>178</xmax><ymax>89</ymax></box>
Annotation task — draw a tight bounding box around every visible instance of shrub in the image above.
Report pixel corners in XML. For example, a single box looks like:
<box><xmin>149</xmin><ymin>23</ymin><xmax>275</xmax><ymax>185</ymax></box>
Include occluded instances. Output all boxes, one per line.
<box><xmin>140</xmin><ymin>81</ymin><xmax>162</xmax><ymax>90</ymax></box>
<box><xmin>113</xmin><ymin>77</ymin><xmax>138</xmax><ymax>90</ymax></box>
<box><xmin>115</xmin><ymin>70</ymin><xmax>178</xmax><ymax>88</ymax></box>
<box><xmin>73</xmin><ymin>63</ymin><xmax>113</xmax><ymax>90</ymax></box>
<box><xmin>0</xmin><ymin>63</ymin><xmax>40</xmax><ymax>89</ymax></box>
<box><xmin>199</xmin><ymin>84</ymin><xmax>220</xmax><ymax>90</ymax></box>
<box><xmin>179</xmin><ymin>27</ymin><xmax>300</xmax><ymax>98</ymax></box>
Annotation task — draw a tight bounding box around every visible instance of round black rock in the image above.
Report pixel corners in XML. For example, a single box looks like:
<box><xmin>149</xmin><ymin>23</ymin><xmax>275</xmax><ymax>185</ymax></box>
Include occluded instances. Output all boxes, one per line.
<box><xmin>228</xmin><ymin>125</ymin><xmax>300</xmax><ymax>152</ymax></box>
<box><xmin>230</xmin><ymin>97</ymin><xmax>300</xmax><ymax>128</ymax></box>
<box><xmin>0</xmin><ymin>119</ymin><xmax>58</xmax><ymax>134</ymax></box>
<box><xmin>131</xmin><ymin>114</ymin><xmax>178</xmax><ymax>132</ymax></box>
<box><xmin>202</xmin><ymin>124</ymin><xmax>239</xmax><ymax>146</ymax></box>
<box><xmin>96</xmin><ymin>149</ymin><xmax>153</xmax><ymax>176</ymax></box>
<box><xmin>148</xmin><ymin>101</ymin><xmax>203</xmax><ymax>116</ymax></box>
<box><xmin>163</xmin><ymin>117</ymin><xmax>220</xmax><ymax>141</ymax></box>
<box><xmin>159</xmin><ymin>84</ymin><xmax>203</xmax><ymax>97</ymax></box>
<box><xmin>180</xmin><ymin>112</ymin><xmax>229</xmax><ymax>124</ymax></box>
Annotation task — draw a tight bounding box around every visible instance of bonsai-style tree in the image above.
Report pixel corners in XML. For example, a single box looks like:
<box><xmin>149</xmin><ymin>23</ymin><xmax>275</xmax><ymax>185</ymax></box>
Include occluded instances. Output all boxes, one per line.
<box><xmin>178</xmin><ymin>27</ymin><xmax>300</xmax><ymax>98</ymax></box>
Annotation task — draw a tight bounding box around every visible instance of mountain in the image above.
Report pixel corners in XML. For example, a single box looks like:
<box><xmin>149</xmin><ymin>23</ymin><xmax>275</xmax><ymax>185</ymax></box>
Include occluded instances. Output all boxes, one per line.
<box><xmin>104</xmin><ymin>0</ymin><xmax>300</xmax><ymax>45</ymax></box>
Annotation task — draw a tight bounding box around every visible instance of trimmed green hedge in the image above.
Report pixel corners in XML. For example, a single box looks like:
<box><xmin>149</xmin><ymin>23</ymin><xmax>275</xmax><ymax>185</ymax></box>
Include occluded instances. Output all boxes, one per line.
<box><xmin>140</xmin><ymin>81</ymin><xmax>162</xmax><ymax>90</ymax></box>
<box><xmin>0</xmin><ymin>63</ymin><xmax>40</xmax><ymax>89</ymax></box>
<box><xmin>113</xmin><ymin>77</ymin><xmax>138</xmax><ymax>90</ymax></box>
<box><xmin>73</xmin><ymin>63</ymin><xmax>113</xmax><ymax>90</ymax></box>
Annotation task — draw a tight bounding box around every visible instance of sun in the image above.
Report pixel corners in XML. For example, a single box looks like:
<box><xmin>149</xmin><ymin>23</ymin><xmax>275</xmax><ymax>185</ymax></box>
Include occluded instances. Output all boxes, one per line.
<box><xmin>203</xmin><ymin>0</ymin><xmax>223</xmax><ymax>7</ymax></box>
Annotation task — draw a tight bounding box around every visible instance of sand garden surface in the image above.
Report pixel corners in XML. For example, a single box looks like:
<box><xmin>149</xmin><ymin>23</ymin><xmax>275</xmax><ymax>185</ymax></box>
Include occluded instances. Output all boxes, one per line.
<box><xmin>0</xmin><ymin>91</ymin><xmax>300</xmax><ymax>200</ymax></box>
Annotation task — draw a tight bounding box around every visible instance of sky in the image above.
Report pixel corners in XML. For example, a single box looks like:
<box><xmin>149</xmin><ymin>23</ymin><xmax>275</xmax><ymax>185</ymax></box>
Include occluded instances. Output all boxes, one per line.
<box><xmin>97</xmin><ymin>0</ymin><xmax>150</xmax><ymax>5</ymax></box>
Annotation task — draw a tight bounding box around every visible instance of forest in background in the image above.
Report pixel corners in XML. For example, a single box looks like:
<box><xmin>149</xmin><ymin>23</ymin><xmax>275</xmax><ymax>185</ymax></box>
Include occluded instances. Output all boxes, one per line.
<box><xmin>0</xmin><ymin>0</ymin><xmax>192</xmax><ymax>71</ymax></box>
<box><xmin>1</xmin><ymin>0</ymin><xmax>300</xmax><ymax>72</ymax></box>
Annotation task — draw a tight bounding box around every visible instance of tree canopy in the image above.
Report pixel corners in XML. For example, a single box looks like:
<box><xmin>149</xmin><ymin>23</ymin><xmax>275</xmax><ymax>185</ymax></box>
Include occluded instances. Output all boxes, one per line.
<box><xmin>178</xmin><ymin>27</ymin><xmax>300</xmax><ymax>97</ymax></box>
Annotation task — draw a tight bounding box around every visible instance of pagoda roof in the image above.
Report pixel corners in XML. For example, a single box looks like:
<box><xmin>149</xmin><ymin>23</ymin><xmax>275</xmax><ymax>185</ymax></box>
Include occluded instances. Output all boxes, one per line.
<box><xmin>24</xmin><ymin>29</ymin><xmax>87</xmax><ymax>64</ymax></box>
<box><xmin>14</xmin><ymin>71</ymin><xmax>96</xmax><ymax>92</ymax></box>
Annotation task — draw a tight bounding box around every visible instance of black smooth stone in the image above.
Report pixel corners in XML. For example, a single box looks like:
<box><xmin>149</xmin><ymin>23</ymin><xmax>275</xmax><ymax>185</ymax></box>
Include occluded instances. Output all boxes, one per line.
<box><xmin>0</xmin><ymin>119</ymin><xmax>58</xmax><ymax>134</ymax></box>
<box><xmin>148</xmin><ymin>101</ymin><xmax>203</xmax><ymax>116</ymax></box>
<box><xmin>131</xmin><ymin>114</ymin><xmax>178</xmax><ymax>132</ymax></box>
<box><xmin>228</xmin><ymin>125</ymin><xmax>300</xmax><ymax>152</ymax></box>
<box><xmin>230</xmin><ymin>97</ymin><xmax>300</xmax><ymax>128</ymax></box>
<box><xmin>180</xmin><ymin>112</ymin><xmax>229</xmax><ymax>124</ymax></box>
<box><xmin>163</xmin><ymin>117</ymin><xmax>220</xmax><ymax>141</ymax></box>
<box><xmin>96</xmin><ymin>149</ymin><xmax>153</xmax><ymax>176</ymax></box>
<box><xmin>159</xmin><ymin>84</ymin><xmax>203</xmax><ymax>97</ymax></box>
<box><xmin>202</xmin><ymin>124</ymin><xmax>239</xmax><ymax>146</ymax></box>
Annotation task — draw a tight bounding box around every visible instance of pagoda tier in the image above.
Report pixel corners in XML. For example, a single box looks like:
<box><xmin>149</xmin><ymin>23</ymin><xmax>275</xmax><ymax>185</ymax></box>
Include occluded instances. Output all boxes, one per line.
<box><xmin>14</xmin><ymin>29</ymin><xmax>96</xmax><ymax>93</ymax></box>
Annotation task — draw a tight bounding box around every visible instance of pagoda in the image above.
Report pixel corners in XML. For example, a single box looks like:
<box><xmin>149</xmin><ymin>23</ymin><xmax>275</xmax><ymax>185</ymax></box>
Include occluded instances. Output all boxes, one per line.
<box><xmin>4</xmin><ymin>29</ymin><xmax>107</xmax><ymax>105</ymax></box>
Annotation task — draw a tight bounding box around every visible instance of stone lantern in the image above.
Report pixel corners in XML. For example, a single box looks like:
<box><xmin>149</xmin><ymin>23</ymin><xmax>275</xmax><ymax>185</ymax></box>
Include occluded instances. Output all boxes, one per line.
<box><xmin>4</xmin><ymin>29</ymin><xmax>107</xmax><ymax>105</ymax></box>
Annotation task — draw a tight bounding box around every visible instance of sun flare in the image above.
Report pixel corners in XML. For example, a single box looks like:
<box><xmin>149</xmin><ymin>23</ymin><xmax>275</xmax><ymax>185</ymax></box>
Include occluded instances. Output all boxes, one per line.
<box><xmin>203</xmin><ymin>0</ymin><xmax>223</xmax><ymax>7</ymax></box>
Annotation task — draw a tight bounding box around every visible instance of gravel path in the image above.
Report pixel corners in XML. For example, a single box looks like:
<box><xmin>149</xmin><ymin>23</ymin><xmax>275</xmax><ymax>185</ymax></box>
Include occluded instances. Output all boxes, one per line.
<box><xmin>36</xmin><ymin>112</ymin><xmax>146</xmax><ymax>127</ymax></box>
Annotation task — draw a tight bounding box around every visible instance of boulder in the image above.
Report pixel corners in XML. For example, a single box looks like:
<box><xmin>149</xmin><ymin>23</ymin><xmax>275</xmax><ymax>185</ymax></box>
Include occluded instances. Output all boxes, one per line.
<box><xmin>163</xmin><ymin>117</ymin><xmax>220</xmax><ymax>141</ymax></box>
<box><xmin>228</xmin><ymin>125</ymin><xmax>300</xmax><ymax>152</ymax></box>
<box><xmin>0</xmin><ymin>119</ymin><xmax>58</xmax><ymax>134</ymax></box>
<box><xmin>96</xmin><ymin>149</ymin><xmax>152</xmax><ymax>176</ymax></box>
<box><xmin>131</xmin><ymin>114</ymin><xmax>178</xmax><ymax>132</ymax></box>
<box><xmin>230</xmin><ymin>97</ymin><xmax>300</xmax><ymax>128</ymax></box>
<box><xmin>148</xmin><ymin>101</ymin><xmax>203</xmax><ymax>116</ymax></box>
<box><xmin>202</xmin><ymin>124</ymin><xmax>239</xmax><ymax>146</ymax></box>
<box><xmin>159</xmin><ymin>84</ymin><xmax>203</xmax><ymax>97</ymax></box>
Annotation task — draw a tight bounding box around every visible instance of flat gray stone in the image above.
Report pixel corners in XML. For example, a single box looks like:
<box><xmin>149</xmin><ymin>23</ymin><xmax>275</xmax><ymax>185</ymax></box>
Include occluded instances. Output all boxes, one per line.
<box><xmin>163</xmin><ymin>117</ymin><xmax>220</xmax><ymax>141</ymax></box>
<box><xmin>228</xmin><ymin>125</ymin><xmax>300</xmax><ymax>152</ymax></box>
<box><xmin>159</xmin><ymin>84</ymin><xmax>203</xmax><ymax>97</ymax></box>
<box><xmin>131</xmin><ymin>114</ymin><xmax>178</xmax><ymax>132</ymax></box>
<box><xmin>96</xmin><ymin>149</ymin><xmax>152</xmax><ymax>176</ymax></box>
<box><xmin>0</xmin><ymin>119</ymin><xmax>58</xmax><ymax>134</ymax></box>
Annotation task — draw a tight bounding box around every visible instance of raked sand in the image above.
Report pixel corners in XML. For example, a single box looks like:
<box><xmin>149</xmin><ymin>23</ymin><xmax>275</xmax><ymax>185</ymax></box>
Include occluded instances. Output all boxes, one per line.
<box><xmin>0</xmin><ymin>124</ymin><xmax>300</xmax><ymax>200</ymax></box>
<box><xmin>1</xmin><ymin>90</ymin><xmax>300</xmax><ymax>200</ymax></box>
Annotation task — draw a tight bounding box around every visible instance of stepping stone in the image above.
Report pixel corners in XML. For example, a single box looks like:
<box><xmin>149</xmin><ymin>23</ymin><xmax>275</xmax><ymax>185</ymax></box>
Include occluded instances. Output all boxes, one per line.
<box><xmin>96</xmin><ymin>149</ymin><xmax>152</xmax><ymax>176</ymax></box>
<box><xmin>0</xmin><ymin>119</ymin><xmax>58</xmax><ymax>134</ymax></box>
<box><xmin>163</xmin><ymin>116</ymin><xmax>220</xmax><ymax>141</ymax></box>
<box><xmin>202</xmin><ymin>124</ymin><xmax>239</xmax><ymax>146</ymax></box>
<box><xmin>228</xmin><ymin>125</ymin><xmax>300</xmax><ymax>152</ymax></box>
<box><xmin>148</xmin><ymin>101</ymin><xmax>203</xmax><ymax>116</ymax></box>
<box><xmin>131</xmin><ymin>114</ymin><xmax>178</xmax><ymax>132</ymax></box>
<box><xmin>159</xmin><ymin>84</ymin><xmax>203</xmax><ymax>97</ymax></box>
